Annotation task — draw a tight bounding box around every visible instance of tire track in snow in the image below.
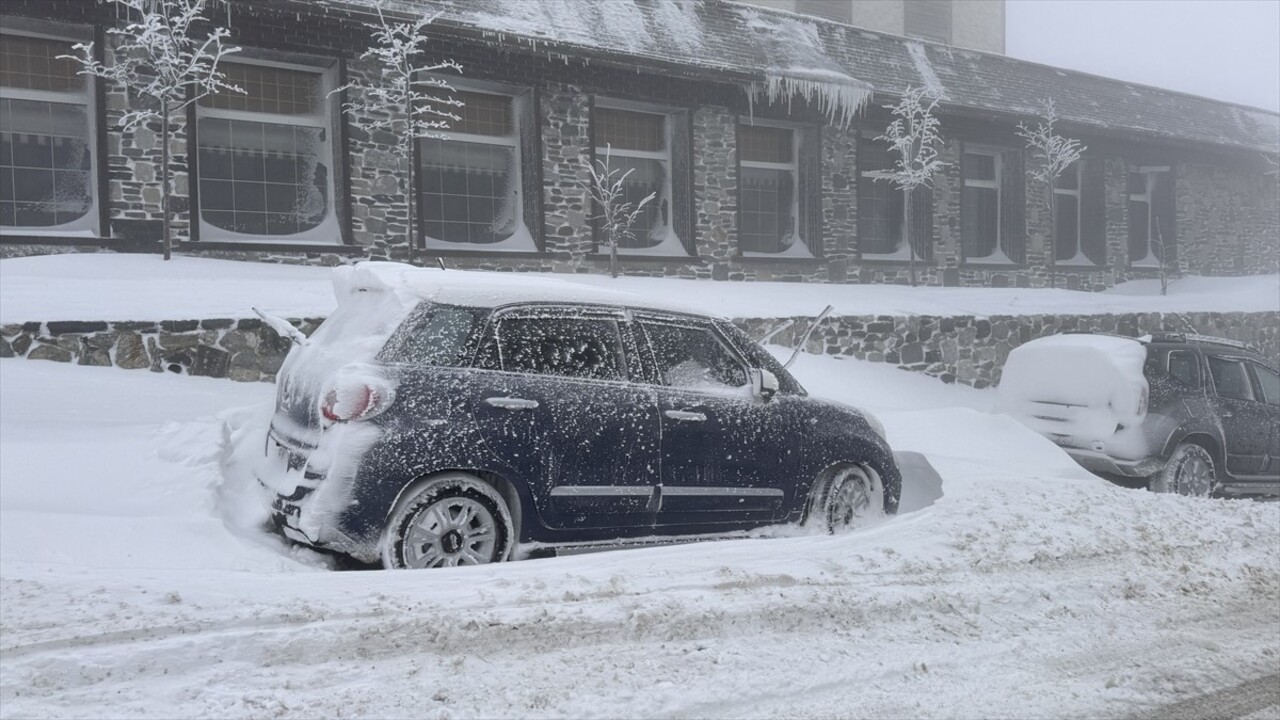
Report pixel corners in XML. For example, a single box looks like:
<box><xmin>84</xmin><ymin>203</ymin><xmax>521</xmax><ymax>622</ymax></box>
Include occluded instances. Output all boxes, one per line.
<box><xmin>1128</xmin><ymin>672</ymin><xmax>1280</xmax><ymax>720</ymax></box>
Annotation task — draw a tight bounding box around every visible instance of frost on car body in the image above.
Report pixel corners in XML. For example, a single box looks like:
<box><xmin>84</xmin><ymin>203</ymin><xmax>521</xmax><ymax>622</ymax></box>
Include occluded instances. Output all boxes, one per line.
<box><xmin>256</xmin><ymin>262</ymin><xmax>903</xmax><ymax>567</ymax></box>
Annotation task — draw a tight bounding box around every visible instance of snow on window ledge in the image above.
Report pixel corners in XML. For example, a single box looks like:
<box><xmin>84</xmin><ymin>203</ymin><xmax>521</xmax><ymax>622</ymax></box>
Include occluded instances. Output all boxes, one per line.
<box><xmin>424</xmin><ymin>222</ymin><xmax>539</xmax><ymax>253</ymax></box>
<box><xmin>742</xmin><ymin>241</ymin><xmax>816</xmax><ymax>260</ymax></box>
<box><xmin>198</xmin><ymin>214</ymin><xmax>343</xmax><ymax>245</ymax></box>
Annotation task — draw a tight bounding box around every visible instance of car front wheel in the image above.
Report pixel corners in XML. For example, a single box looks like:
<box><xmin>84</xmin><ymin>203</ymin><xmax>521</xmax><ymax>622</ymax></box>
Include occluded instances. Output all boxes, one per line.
<box><xmin>1150</xmin><ymin>443</ymin><xmax>1218</xmax><ymax>498</ymax></box>
<box><xmin>381</xmin><ymin>474</ymin><xmax>514</xmax><ymax>569</ymax></box>
<box><xmin>809</xmin><ymin>466</ymin><xmax>883</xmax><ymax>533</ymax></box>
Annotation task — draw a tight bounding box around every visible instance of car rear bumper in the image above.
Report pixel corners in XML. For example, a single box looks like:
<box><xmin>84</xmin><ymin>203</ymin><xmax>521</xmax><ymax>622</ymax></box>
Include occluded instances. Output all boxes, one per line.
<box><xmin>1063</xmin><ymin>447</ymin><xmax>1164</xmax><ymax>478</ymax></box>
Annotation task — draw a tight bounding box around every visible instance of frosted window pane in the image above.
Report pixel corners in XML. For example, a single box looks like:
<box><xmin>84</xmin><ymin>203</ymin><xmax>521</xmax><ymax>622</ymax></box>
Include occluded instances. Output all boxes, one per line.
<box><xmin>1054</xmin><ymin>194</ymin><xmax>1079</xmax><ymax>260</ymax></box>
<box><xmin>962</xmin><ymin>186</ymin><xmax>998</xmax><ymax>258</ymax></box>
<box><xmin>197</xmin><ymin>117</ymin><xmax>328</xmax><ymax>236</ymax></box>
<box><xmin>0</xmin><ymin>99</ymin><xmax>91</xmax><ymax>227</ymax></box>
<box><xmin>739</xmin><ymin>165</ymin><xmax>794</xmax><ymax>253</ymax></box>
<box><xmin>603</xmin><ymin>154</ymin><xmax>664</xmax><ymax>248</ymax></box>
<box><xmin>419</xmin><ymin>137</ymin><xmax>517</xmax><ymax>245</ymax></box>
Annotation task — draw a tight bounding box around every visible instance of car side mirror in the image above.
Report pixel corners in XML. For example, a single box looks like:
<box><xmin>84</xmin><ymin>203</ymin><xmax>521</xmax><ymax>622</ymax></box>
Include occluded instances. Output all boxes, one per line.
<box><xmin>750</xmin><ymin>367</ymin><xmax>779</xmax><ymax>403</ymax></box>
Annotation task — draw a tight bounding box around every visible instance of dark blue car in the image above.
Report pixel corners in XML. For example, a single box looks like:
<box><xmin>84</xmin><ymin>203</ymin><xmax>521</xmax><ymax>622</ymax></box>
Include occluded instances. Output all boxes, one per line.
<box><xmin>258</xmin><ymin>263</ymin><xmax>900</xmax><ymax>569</ymax></box>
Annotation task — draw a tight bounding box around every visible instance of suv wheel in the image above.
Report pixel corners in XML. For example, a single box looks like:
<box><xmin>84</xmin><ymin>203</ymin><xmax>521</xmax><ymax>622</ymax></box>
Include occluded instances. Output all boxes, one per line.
<box><xmin>381</xmin><ymin>474</ymin><xmax>514</xmax><ymax>569</ymax></box>
<box><xmin>809</xmin><ymin>466</ymin><xmax>883</xmax><ymax>533</ymax></box>
<box><xmin>1150</xmin><ymin>443</ymin><xmax>1217</xmax><ymax>498</ymax></box>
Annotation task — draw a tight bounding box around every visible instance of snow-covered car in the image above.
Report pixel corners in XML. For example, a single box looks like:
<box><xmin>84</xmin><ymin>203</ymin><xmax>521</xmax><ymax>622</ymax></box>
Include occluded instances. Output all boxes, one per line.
<box><xmin>998</xmin><ymin>332</ymin><xmax>1280</xmax><ymax>497</ymax></box>
<box><xmin>256</xmin><ymin>263</ymin><xmax>900</xmax><ymax>569</ymax></box>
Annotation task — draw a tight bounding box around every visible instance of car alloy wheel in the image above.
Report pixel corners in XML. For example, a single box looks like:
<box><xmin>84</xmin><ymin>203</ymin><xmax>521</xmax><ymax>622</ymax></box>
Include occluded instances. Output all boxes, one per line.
<box><xmin>1152</xmin><ymin>443</ymin><xmax>1217</xmax><ymax>498</ymax></box>
<box><xmin>814</xmin><ymin>466</ymin><xmax>881</xmax><ymax>533</ymax></box>
<box><xmin>382</xmin><ymin>475</ymin><xmax>513</xmax><ymax>569</ymax></box>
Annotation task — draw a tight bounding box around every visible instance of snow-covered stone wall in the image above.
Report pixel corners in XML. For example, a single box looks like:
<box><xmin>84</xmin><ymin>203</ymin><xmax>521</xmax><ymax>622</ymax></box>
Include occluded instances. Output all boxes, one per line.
<box><xmin>3</xmin><ymin>310</ymin><xmax>1275</xmax><ymax>389</ymax></box>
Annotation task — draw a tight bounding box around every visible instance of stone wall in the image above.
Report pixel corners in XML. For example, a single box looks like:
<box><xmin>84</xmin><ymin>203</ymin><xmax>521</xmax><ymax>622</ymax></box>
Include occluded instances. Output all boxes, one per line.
<box><xmin>3</xmin><ymin>310</ymin><xmax>1275</xmax><ymax>390</ymax></box>
<box><xmin>0</xmin><ymin>317</ymin><xmax>319</xmax><ymax>383</ymax></box>
<box><xmin>735</xmin><ymin>310</ymin><xmax>1280</xmax><ymax>388</ymax></box>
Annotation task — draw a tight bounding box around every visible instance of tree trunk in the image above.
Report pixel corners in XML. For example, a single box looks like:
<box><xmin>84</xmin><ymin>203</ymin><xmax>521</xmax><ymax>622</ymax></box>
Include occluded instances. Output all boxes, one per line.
<box><xmin>404</xmin><ymin>106</ymin><xmax>416</xmax><ymax>266</ymax></box>
<box><xmin>609</xmin><ymin>235</ymin><xmax>619</xmax><ymax>279</ymax></box>
<box><xmin>1047</xmin><ymin>189</ymin><xmax>1056</xmax><ymax>290</ymax></box>
<box><xmin>161</xmin><ymin>110</ymin><xmax>171</xmax><ymax>261</ymax></box>
<box><xmin>904</xmin><ymin>188</ymin><xmax>916</xmax><ymax>287</ymax></box>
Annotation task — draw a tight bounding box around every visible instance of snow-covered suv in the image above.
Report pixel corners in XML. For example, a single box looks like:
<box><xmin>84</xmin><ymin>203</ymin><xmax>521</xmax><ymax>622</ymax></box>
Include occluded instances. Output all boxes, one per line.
<box><xmin>255</xmin><ymin>263</ymin><xmax>900</xmax><ymax>569</ymax></box>
<box><xmin>999</xmin><ymin>333</ymin><xmax>1280</xmax><ymax>497</ymax></box>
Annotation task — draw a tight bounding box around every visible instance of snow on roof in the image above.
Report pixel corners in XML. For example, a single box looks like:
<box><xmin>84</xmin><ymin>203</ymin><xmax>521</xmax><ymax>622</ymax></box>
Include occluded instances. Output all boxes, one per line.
<box><xmin>338</xmin><ymin>262</ymin><xmax>710</xmax><ymax>316</ymax></box>
<box><xmin>293</xmin><ymin>0</ymin><xmax>1278</xmax><ymax>154</ymax></box>
<box><xmin>309</xmin><ymin>0</ymin><xmax>874</xmax><ymax>126</ymax></box>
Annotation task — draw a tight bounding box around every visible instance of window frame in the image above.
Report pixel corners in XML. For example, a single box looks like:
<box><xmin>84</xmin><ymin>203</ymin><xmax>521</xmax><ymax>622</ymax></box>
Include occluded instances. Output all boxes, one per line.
<box><xmin>192</xmin><ymin>53</ymin><xmax>342</xmax><ymax>244</ymax></box>
<box><xmin>960</xmin><ymin>145</ymin><xmax>1009</xmax><ymax>264</ymax></box>
<box><xmin>634</xmin><ymin>315</ymin><xmax>753</xmax><ymax>394</ymax></box>
<box><xmin>591</xmin><ymin>97</ymin><xmax>690</xmax><ymax>257</ymax></box>
<box><xmin>479</xmin><ymin>305</ymin><xmax>646</xmax><ymax>385</ymax></box>
<box><xmin>1053</xmin><ymin>162</ymin><xmax>1092</xmax><ymax>266</ymax></box>
<box><xmin>1248</xmin><ymin>362</ymin><xmax>1280</xmax><ymax>406</ymax></box>
<box><xmin>1165</xmin><ymin>349</ymin><xmax>1202</xmax><ymax>389</ymax></box>
<box><xmin>0</xmin><ymin>26</ymin><xmax>101</xmax><ymax>237</ymax></box>
<box><xmin>736</xmin><ymin>117</ymin><xmax>814</xmax><ymax>258</ymax></box>
<box><xmin>856</xmin><ymin>129</ymin><xmax>934</xmax><ymax>261</ymax></box>
<box><xmin>417</xmin><ymin>78</ymin><xmax>536</xmax><ymax>253</ymax></box>
<box><xmin>1206</xmin><ymin>354</ymin><xmax>1257</xmax><ymax>402</ymax></box>
<box><xmin>1127</xmin><ymin>164</ymin><xmax>1171</xmax><ymax>268</ymax></box>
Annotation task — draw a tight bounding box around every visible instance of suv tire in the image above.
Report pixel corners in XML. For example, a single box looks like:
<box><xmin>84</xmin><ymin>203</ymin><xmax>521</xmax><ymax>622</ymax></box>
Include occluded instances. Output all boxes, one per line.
<box><xmin>808</xmin><ymin>466</ymin><xmax>883</xmax><ymax>533</ymax></box>
<box><xmin>1150</xmin><ymin>443</ymin><xmax>1218</xmax><ymax>498</ymax></box>
<box><xmin>381</xmin><ymin>474</ymin><xmax>514</xmax><ymax>569</ymax></box>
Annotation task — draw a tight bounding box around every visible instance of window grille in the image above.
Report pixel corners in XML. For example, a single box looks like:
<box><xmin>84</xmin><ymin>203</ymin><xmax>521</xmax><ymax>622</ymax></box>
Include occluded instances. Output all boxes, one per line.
<box><xmin>196</xmin><ymin>60</ymin><xmax>334</xmax><ymax>240</ymax></box>
<box><xmin>419</xmin><ymin>89</ymin><xmax>523</xmax><ymax>247</ymax></box>
<box><xmin>0</xmin><ymin>34</ymin><xmax>95</xmax><ymax>232</ymax></box>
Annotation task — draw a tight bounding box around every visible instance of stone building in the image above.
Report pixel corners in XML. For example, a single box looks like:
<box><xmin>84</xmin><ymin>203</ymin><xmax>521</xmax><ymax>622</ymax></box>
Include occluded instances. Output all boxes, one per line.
<box><xmin>1</xmin><ymin>0</ymin><xmax>1276</xmax><ymax>289</ymax></box>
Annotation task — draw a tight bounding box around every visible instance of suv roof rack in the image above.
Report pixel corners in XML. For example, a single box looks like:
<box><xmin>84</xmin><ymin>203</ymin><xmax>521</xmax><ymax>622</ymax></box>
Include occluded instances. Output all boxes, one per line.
<box><xmin>1146</xmin><ymin>332</ymin><xmax>1258</xmax><ymax>353</ymax></box>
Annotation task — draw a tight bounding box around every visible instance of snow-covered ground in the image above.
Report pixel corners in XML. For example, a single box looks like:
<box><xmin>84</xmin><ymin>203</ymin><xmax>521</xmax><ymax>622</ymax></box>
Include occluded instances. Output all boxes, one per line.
<box><xmin>2</xmin><ymin>254</ymin><xmax>1277</xmax><ymax>716</ymax></box>
<box><xmin>3</xmin><ymin>253</ymin><xmax>1278</xmax><ymax>323</ymax></box>
<box><xmin>2</xmin><ymin>352</ymin><xmax>1277</xmax><ymax>718</ymax></box>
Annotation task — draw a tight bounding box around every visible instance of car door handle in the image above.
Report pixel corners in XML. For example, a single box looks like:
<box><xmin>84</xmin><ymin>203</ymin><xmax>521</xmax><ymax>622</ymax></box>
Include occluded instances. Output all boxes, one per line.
<box><xmin>485</xmin><ymin>397</ymin><xmax>540</xmax><ymax>410</ymax></box>
<box><xmin>665</xmin><ymin>410</ymin><xmax>707</xmax><ymax>422</ymax></box>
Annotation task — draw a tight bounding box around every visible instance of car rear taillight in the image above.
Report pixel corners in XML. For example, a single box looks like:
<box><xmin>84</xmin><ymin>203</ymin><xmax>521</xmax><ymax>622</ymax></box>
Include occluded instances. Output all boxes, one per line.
<box><xmin>320</xmin><ymin>377</ymin><xmax>393</xmax><ymax>423</ymax></box>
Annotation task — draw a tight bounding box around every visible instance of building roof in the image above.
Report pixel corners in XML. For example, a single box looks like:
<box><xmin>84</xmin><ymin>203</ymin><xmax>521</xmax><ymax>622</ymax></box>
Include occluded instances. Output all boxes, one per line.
<box><xmin>306</xmin><ymin>0</ymin><xmax>1279</xmax><ymax>156</ymax></box>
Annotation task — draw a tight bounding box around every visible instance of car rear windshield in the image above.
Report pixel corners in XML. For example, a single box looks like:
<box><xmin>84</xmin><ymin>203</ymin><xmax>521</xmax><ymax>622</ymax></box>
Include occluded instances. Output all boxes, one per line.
<box><xmin>378</xmin><ymin>303</ymin><xmax>486</xmax><ymax>367</ymax></box>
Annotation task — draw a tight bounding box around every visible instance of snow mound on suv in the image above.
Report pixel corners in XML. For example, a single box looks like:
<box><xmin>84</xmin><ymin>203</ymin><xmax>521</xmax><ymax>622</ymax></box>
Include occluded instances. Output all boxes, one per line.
<box><xmin>997</xmin><ymin>335</ymin><xmax>1149</xmax><ymax>455</ymax></box>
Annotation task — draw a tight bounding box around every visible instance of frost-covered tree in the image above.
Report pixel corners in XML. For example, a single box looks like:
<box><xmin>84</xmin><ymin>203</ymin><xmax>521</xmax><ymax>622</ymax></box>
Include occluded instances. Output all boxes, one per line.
<box><xmin>579</xmin><ymin>145</ymin><xmax>656</xmax><ymax>279</ymax></box>
<box><xmin>1017</xmin><ymin>99</ymin><xmax>1086</xmax><ymax>290</ymax></box>
<box><xmin>335</xmin><ymin>4</ymin><xmax>461</xmax><ymax>265</ymax></box>
<box><xmin>64</xmin><ymin>0</ymin><xmax>242</xmax><ymax>260</ymax></box>
<box><xmin>869</xmin><ymin>87</ymin><xmax>946</xmax><ymax>287</ymax></box>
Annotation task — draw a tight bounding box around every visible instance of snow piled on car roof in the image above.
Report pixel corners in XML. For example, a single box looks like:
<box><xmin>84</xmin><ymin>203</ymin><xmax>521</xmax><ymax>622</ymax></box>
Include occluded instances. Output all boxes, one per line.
<box><xmin>335</xmin><ymin>261</ymin><xmax>711</xmax><ymax>316</ymax></box>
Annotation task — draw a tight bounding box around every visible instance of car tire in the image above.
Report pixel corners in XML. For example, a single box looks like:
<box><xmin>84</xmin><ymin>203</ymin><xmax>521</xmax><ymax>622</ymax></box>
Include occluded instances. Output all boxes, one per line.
<box><xmin>1150</xmin><ymin>443</ymin><xmax>1218</xmax><ymax>498</ymax></box>
<box><xmin>808</xmin><ymin>465</ymin><xmax>883</xmax><ymax>533</ymax></box>
<box><xmin>381</xmin><ymin>474</ymin><xmax>514</xmax><ymax>570</ymax></box>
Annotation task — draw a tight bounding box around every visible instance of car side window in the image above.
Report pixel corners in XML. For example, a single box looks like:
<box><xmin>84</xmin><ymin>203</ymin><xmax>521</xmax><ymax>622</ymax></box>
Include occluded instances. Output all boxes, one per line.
<box><xmin>1167</xmin><ymin>351</ymin><xmax>1201</xmax><ymax>388</ymax></box>
<box><xmin>378</xmin><ymin>303</ymin><xmax>483</xmax><ymax>366</ymax></box>
<box><xmin>497</xmin><ymin>316</ymin><xmax>625</xmax><ymax>382</ymax></box>
<box><xmin>639</xmin><ymin>321</ymin><xmax>748</xmax><ymax>391</ymax></box>
<box><xmin>1251</xmin><ymin>364</ymin><xmax>1279</xmax><ymax>406</ymax></box>
<box><xmin>1207</xmin><ymin>356</ymin><xmax>1255</xmax><ymax>401</ymax></box>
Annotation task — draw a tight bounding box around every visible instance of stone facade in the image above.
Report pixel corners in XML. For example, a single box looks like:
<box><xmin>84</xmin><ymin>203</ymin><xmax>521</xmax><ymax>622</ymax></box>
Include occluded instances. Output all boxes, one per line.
<box><xmin>3</xmin><ymin>310</ymin><xmax>1275</xmax><ymax>390</ymax></box>
<box><xmin>1</xmin><ymin>0</ymin><xmax>1277</xmax><ymax>289</ymax></box>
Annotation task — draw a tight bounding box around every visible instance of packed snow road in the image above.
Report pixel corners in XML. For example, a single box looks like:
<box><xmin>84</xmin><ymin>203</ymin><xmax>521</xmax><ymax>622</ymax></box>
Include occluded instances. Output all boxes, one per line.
<box><xmin>1</xmin><ymin>359</ymin><xmax>1277</xmax><ymax>719</ymax></box>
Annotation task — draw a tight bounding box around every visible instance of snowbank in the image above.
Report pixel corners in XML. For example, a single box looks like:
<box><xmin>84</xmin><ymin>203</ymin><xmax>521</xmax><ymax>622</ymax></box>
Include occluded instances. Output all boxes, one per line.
<box><xmin>2</xmin><ymin>357</ymin><xmax>1278</xmax><ymax>719</ymax></box>
<box><xmin>3</xmin><ymin>253</ymin><xmax>1277</xmax><ymax>324</ymax></box>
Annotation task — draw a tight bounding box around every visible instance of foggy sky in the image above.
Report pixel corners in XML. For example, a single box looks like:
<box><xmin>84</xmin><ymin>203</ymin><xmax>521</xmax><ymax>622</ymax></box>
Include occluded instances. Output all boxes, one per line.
<box><xmin>1006</xmin><ymin>0</ymin><xmax>1280</xmax><ymax>113</ymax></box>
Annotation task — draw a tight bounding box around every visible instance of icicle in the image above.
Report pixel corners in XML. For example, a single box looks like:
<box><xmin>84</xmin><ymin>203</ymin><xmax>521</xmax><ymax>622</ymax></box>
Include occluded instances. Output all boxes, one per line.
<box><xmin>747</xmin><ymin>75</ymin><xmax>872</xmax><ymax>129</ymax></box>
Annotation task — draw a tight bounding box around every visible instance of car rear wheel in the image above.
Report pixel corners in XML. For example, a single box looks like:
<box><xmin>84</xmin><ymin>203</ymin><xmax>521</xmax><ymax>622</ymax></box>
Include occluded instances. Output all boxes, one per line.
<box><xmin>381</xmin><ymin>474</ymin><xmax>514</xmax><ymax>569</ymax></box>
<box><xmin>809</xmin><ymin>466</ymin><xmax>883</xmax><ymax>533</ymax></box>
<box><xmin>1150</xmin><ymin>443</ymin><xmax>1217</xmax><ymax>498</ymax></box>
